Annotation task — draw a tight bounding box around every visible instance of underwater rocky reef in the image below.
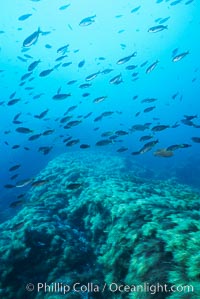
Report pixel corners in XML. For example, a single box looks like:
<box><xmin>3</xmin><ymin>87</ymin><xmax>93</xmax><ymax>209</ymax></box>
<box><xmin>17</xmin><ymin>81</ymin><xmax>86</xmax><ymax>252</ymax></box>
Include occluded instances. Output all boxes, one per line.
<box><xmin>0</xmin><ymin>152</ymin><xmax>200</xmax><ymax>299</ymax></box>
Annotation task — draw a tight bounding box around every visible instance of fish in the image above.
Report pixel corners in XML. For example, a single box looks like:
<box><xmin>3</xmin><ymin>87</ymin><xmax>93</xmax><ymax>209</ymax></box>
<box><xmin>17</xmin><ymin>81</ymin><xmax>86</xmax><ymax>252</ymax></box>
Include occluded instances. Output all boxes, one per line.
<box><xmin>172</xmin><ymin>51</ymin><xmax>189</xmax><ymax>62</ymax></box>
<box><xmin>115</xmin><ymin>130</ymin><xmax>128</xmax><ymax>136</ymax></box>
<box><xmin>146</xmin><ymin>60</ymin><xmax>159</xmax><ymax>74</ymax></box>
<box><xmin>10</xmin><ymin>174</ymin><xmax>19</xmax><ymax>180</ymax></box>
<box><xmin>11</xmin><ymin>221</ymin><xmax>24</xmax><ymax>231</ymax></box>
<box><xmin>31</xmin><ymin>179</ymin><xmax>49</xmax><ymax>187</ymax></box>
<box><xmin>67</xmin><ymin>183</ymin><xmax>82</xmax><ymax>190</ymax></box>
<box><xmin>143</xmin><ymin>106</ymin><xmax>156</xmax><ymax>113</ymax></box>
<box><xmin>52</xmin><ymin>93</ymin><xmax>71</xmax><ymax>100</ymax></box>
<box><xmin>166</xmin><ymin>144</ymin><xmax>184</xmax><ymax>151</ymax></box>
<box><xmin>85</xmin><ymin>71</ymin><xmax>100</xmax><ymax>81</ymax></box>
<box><xmin>191</xmin><ymin>137</ymin><xmax>200</xmax><ymax>143</ymax></box>
<box><xmin>151</xmin><ymin>125</ymin><xmax>169</xmax><ymax>132</ymax></box>
<box><xmin>16</xmin><ymin>127</ymin><xmax>33</xmax><ymax>134</ymax></box>
<box><xmin>93</xmin><ymin>96</ymin><xmax>107</xmax><ymax>103</ymax></box>
<box><xmin>154</xmin><ymin>148</ymin><xmax>174</xmax><ymax>158</ymax></box>
<box><xmin>4</xmin><ymin>184</ymin><xmax>15</xmax><ymax>189</ymax></box>
<box><xmin>126</xmin><ymin>65</ymin><xmax>137</xmax><ymax>70</ymax></box>
<box><xmin>34</xmin><ymin>109</ymin><xmax>49</xmax><ymax>119</ymax></box>
<box><xmin>139</xmin><ymin>140</ymin><xmax>159</xmax><ymax>154</ymax></box>
<box><xmin>96</xmin><ymin>139</ymin><xmax>112</xmax><ymax>146</ymax></box>
<box><xmin>78</xmin><ymin>60</ymin><xmax>85</xmax><ymax>68</ymax></box>
<box><xmin>28</xmin><ymin>60</ymin><xmax>41</xmax><ymax>71</ymax></box>
<box><xmin>9</xmin><ymin>91</ymin><xmax>16</xmax><ymax>99</ymax></box>
<box><xmin>17</xmin><ymin>56</ymin><xmax>27</xmax><ymax>62</ymax></box>
<box><xmin>67</xmin><ymin>80</ymin><xmax>77</xmax><ymax>85</ymax></box>
<box><xmin>21</xmin><ymin>72</ymin><xmax>33</xmax><ymax>81</ymax></box>
<box><xmin>82</xmin><ymin>93</ymin><xmax>90</xmax><ymax>97</ymax></box>
<box><xmin>23</xmin><ymin>27</ymin><xmax>41</xmax><ymax>47</ymax></box>
<box><xmin>79</xmin><ymin>15</ymin><xmax>96</xmax><ymax>26</ymax></box>
<box><xmin>62</xmin><ymin>62</ymin><xmax>72</xmax><ymax>67</ymax></box>
<box><xmin>109</xmin><ymin>74</ymin><xmax>122</xmax><ymax>85</ymax></box>
<box><xmin>38</xmin><ymin>146</ymin><xmax>52</xmax><ymax>155</ymax></box>
<box><xmin>18</xmin><ymin>14</ymin><xmax>32</xmax><ymax>21</ymax></box>
<box><xmin>79</xmin><ymin>83</ymin><xmax>91</xmax><ymax>89</ymax></box>
<box><xmin>101</xmin><ymin>68</ymin><xmax>113</xmax><ymax>74</ymax></box>
<box><xmin>131</xmin><ymin>124</ymin><xmax>149</xmax><ymax>131</ymax></box>
<box><xmin>131</xmin><ymin>6</ymin><xmax>141</xmax><ymax>13</ymax></box>
<box><xmin>148</xmin><ymin>25</ymin><xmax>168</xmax><ymax>33</ymax></box>
<box><xmin>59</xmin><ymin>4</ymin><xmax>70</xmax><ymax>10</ymax></box>
<box><xmin>179</xmin><ymin>144</ymin><xmax>192</xmax><ymax>148</ymax></box>
<box><xmin>39</xmin><ymin>69</ymin><xmax>54</xmax><ymax>77</ymax></box>
<box><xmin>65</xmin><ymin>120</ymin><xmax>82</xmax><ymax>128</ymax></box>
<box><xmin>45</xmin><ymin>44</ymin><xmax>52</xmax><ymax>49</ymax></box>
<box><xmin>28</xmin><ymin>134</ymin><xmax>41</xmax><ymax>141</ymax></box>
<box><xmin>159</xmin><ymin>17</ymin><xmax>170</xmax><ymax>25</ymax></box>
<box><xmin>16</xmin><ymin>178</ymin><xmax>33</xmax><ymax>187</ymax></box>
<box><xmin>60</xmin><ymin>116</ymin><xmax>72</xmax><ymax>123</ymax></box>
<box><xmin>80</xmin><ymin>144</ymin><xmax>90</xmax><ymax>149</ymax></box>
<box><xmin>57</xmin><ymin>44</ymin><xmax>69</xmax><ymax>54</ymax></box>
<box><xmin>7</xmin><ymin>99</ymin><xmax>20</xmax><ymax>106</ymax></box>
<box><xmin>55</xmin><ymin>54</ymin><xmax>68</xmax><ymax>62</ymax></box>
<box><xmin>42</xmin><ymin>129</ymin><xmax>54</xmax><ymax>136</ymax></box>
<box><xmin>12</xmin><ymin>145</ymin><xmax>20</xmax><ymax>149</ymax></box>
<box><xmin>139</xmin><ymin>135</ymin><xmax>153</xmax><ymax>142</ymax></box>
<box><xmin>117</xmin><ymin>147</ymin><xmax>128</xmax><ymax>152</ymax></box>
<box><xmin>9</xmin><ymin>164</ymin><xmax>21</xmax><ymax>171</ymax></box>
<box><xmin>116</xmin><ymin>52</ymin><xmax>137</xmax><ymax>65</ymax></box>
<box><xmin>9</xmin><ymin>200</ymin><xmax>24</xmax><ymax>208</ymax></box>
<box><xmin>66</xmin><ymin>139</ymin><xmax>80</xmax><ymax>146</ymax></box>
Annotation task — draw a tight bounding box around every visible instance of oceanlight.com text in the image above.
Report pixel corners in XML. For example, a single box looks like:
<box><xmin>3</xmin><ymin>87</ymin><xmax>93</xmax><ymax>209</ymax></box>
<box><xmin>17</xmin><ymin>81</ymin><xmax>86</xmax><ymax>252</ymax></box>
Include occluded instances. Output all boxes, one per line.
<box><xmin>25</xmin><ymin>282</ymin><xmax>194</xmax><ymax>295</ymax></box>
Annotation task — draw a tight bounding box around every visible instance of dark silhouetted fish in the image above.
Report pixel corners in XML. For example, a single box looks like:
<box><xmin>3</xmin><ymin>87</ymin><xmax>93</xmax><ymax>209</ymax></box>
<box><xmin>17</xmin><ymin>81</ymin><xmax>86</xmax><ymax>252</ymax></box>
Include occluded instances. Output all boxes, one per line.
<box><xmin>66</xmin><ymin>139</ymin><xmax>80</xmax><ymax>146</ymax></box>
<box><xmin>57</xmin><ymin>44</ymin><xmax>69</xmax><ymax>54</ymax></box>
<box><xmin>23</xmin><ymin>27</ymin><xmax>41</xmax><ymax>47</ymax></box>
<box><xmin>139</xmin><ymin>140</ymin><xmax>159</xmax><ymax>154</ymax></box>
<box><xmin>146</xmin><ymin>60</ymin><xmax>159</xmax><ymax>73</ymax></box>
<box><xmin>18</xmin><ymin>13</ymin><xmax>32</xmax><ymax>21</ymax></box>
<box><xmin>109</xmin><ymin>74</ymin><xmax>122</xmax><ymax>85</ymax></box>
<box><xmin>67</xmin><ymin>183</ymin><xmax>82</xmax><ymax>190</ymax></box>
<box><xmin>116</xmin><ymin>52</ymin><xmax>137</xmax><ymax>65</ymax></box>
<box><xmin>79</xmin><ymin>15</ymin><xmax>96</xmax><ymax>26</ymax></box>
<box><xmin>16</xmin><ymin>127</ymin><xmax>33</xmax><ymax>134</ymax></box>
<box><xmin>148</xmin><ymin>25</ymin><xmax>168</xmax><ymax>33</ymax></box>
<box><xmin>7</xmin><ymin>99</ymin><xmax>20</xmax><ymax>106</ymax></box>
<box><xmin>80</xmin><ymin>144</ymin><xmax>90</xmax><ymax>149</ymax></box>
<box><xmin>172</xmin><ymin>51</ymin><xmax>189</xmax><ymax>62</ymax></box>
<box><xmin>9</xmin><ymin>164</ymin><xmax>21</xmax><ymax>171</ymax></box>
<box><xmin>191</xmin><ymin>137</ymin><xmax>200</xmax><ymax>143</ymax></box>
<box><xmin>117</xmin><ymin>147</ymin><xmax>128</xmax><ymax>152</ymax></box>
<box><xmin>38</xmin><ymin>146</ymin><xmax>53</xmax><ymax>155</ymax></box>
<box><xmin>154</xmin><ymin>148</ymin><xmax>174</xmax><ymax>158</ymax></box>
<box><xmin>96</xmin><ymin>139</ymin><xmax>112</xmax><ymax>146</ymax></box>
<box><xmin>78</xmin><ymin>59</ymin><xmax>85</xmax><ymax>68</ymax></box>
<box><xmin>39</xmin><ymin>68</ymin><xmax>54</xmax><ymax>77</ymax></box>
<box><xmin>28</xmin><ymin>134</ymin><xmax>41</xmax><ymax>141</ymax></box>
<box><xmin>28</xmin><ymin>60</ymin><xmax>41</xmax><ymax>71</ymax></box>
<box><xmin>31</xmin><ymin>179</ymin><xmax>49</xmax><ymax>187</ymax></box>
<box><xmin>131</xmin><ymin>6</ymin><xmax>141</xmax><ymax>13</ymax></box>
<box><xmin>9</xmin><ymin>200</ymin><xmax>24</xmax><ymax>208</ymax></box>
<box><xmin>151</xmin><ymin>125</ymin><xmax>169</xmax><ymax>132</ymax></box>
<box><xmin>52</xmin><ymin>93</ymin><xmax>71</xmax><ymax>100</ymax></box>
<box><xmin>34</xmin><ymin>109</ymin><xmax>49</xmax><ymax>119</ymax></box>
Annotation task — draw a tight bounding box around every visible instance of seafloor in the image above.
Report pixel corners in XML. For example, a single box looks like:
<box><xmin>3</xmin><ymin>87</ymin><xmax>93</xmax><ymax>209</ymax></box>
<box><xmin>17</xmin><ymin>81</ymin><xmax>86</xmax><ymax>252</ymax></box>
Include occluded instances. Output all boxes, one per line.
<box><xmin>0</xmin><ymin>152</ymin><xmax>200</xmax><ymax>299</ymax></box>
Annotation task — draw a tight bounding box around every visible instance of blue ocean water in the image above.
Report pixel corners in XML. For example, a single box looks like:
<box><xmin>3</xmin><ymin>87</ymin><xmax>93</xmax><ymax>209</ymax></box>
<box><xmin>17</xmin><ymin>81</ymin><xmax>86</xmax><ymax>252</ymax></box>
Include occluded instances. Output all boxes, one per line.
<box><xmin>0</xmin><ymin>0</ymin><xmax>200</xmax><ymax>219</ymax></box>
<box><xmin>1</xmin><ymin>2</ymin><xmax>200</xmax><ymax>298</ymax></box>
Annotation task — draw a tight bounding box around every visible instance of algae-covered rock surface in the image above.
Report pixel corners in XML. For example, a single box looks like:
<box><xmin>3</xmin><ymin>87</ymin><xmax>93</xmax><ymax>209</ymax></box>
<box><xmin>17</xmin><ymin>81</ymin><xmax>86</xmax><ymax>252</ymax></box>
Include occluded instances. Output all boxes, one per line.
<box><xmin>0</xmin><ymin>152</ymin><xmax>200</xmax><ymax>299</ymax></box>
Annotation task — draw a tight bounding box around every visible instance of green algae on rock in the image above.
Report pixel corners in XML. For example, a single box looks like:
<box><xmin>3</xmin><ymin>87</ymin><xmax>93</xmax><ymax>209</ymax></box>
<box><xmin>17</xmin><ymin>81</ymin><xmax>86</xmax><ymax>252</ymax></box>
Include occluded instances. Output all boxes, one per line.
<box><xmin>0</xmin><ymin>152</ymin><xmax>199</xmax><ymax>299</ymax></box>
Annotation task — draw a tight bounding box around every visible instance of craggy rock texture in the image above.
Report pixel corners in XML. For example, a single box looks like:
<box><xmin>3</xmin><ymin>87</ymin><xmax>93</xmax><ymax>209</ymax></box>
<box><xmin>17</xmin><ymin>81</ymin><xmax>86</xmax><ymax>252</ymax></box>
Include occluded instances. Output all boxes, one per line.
<box><xmin>0</xmin><ymin>152</ymin><xmax>200</xmax><ymax>299</ymax></box>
